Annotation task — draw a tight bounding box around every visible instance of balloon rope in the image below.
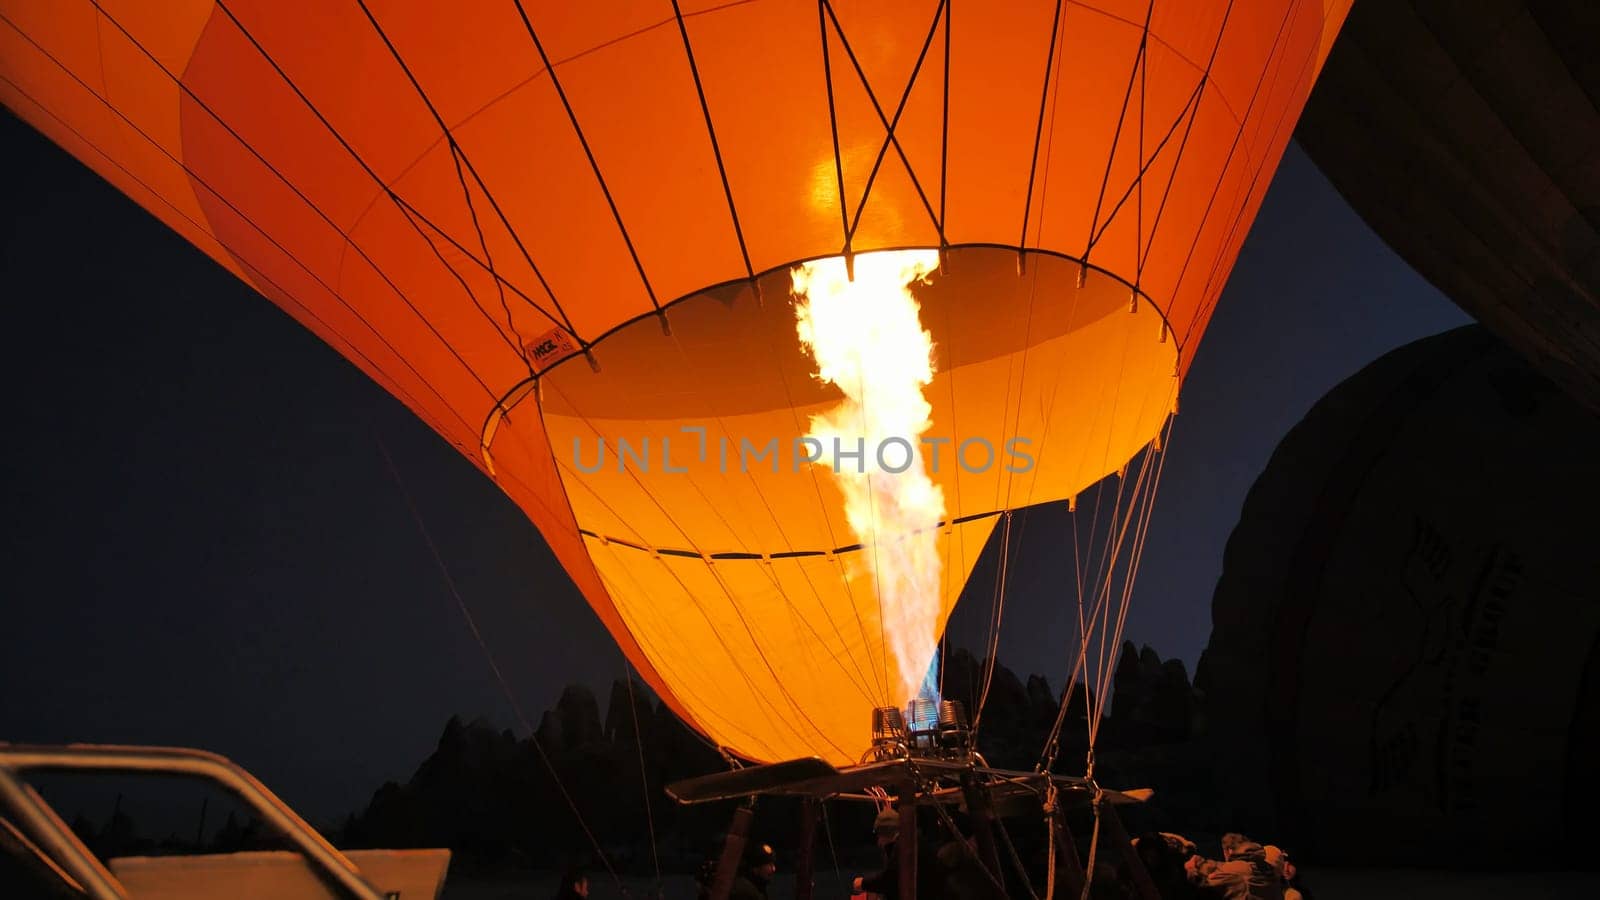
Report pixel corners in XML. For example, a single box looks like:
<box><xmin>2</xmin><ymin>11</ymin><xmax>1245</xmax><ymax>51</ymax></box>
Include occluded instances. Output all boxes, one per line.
<box><xmin>1089</xmin><ymin>418</ymin><xmax>1172</xmax><ymax>748</ymax></box>
<box><xmin>1092</xmin><ymin>467</ymin><xmax>1147</xmax><ymax>746</ymax></box>
<box><xmin>1076</xmin><ymin>794</ymin><xmax>1103</xmax><ymax>900</ymax></box>
<box><xmin>1085</xmin><ymin>460</ymin><xmax>1134</xmax><ymax>741</ymax></box>
<box><xmin>998</xmin><ymin>815</ymin><xmax>1042</xmax><ymax>900</ymax></box>
<box><xmin>1037</xmin><ymin>411</ymin><xmax>1173</xmax><ymax>770</ymax></box>
<box><xmin>622</xmin><ymin>660</ymin><xmax>663</xmax><ymax>888</ymax></box>
<box><xmin>1038</xmin><ymin>501</ymin><xmax>1113</xmax><ymax>772</ymax></box>
<box><xmin>971</xmin><ymin>510</ymin><xmax>1014</xmax><ymax>737</ymax></box>
<box><xmin>1045</xmin><ymin>800</ymin><xmax>1058</xmax><ymax>900</ymax></box>
<box><xmin>374</xmin><ymin>435</ymin><xmax>623</xmax><ymax>891</ymax></box>
<box><xmin>1089</xmin><ymin>440</ymin><xmax>1163</xmax><ymax>747</ymax></box>
<box><xmin>820</xmin><ymin>801</ymin><xmax>844</xmax><ymax>890</ymax></box>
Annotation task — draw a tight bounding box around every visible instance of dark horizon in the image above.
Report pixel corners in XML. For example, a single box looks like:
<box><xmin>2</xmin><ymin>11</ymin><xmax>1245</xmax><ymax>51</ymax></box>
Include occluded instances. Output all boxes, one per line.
<box><xmin>0</xmin><ymin>105</ymin><xmax>1468</xmax><ymax>820</ymax></box>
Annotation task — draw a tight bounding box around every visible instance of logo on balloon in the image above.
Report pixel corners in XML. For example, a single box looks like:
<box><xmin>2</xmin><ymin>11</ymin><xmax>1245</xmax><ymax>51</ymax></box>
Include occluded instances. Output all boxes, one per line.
<box><xmin>526</xmin><ymin>327</ymin><xmax>580</xmax><ymax>367</ymax></box>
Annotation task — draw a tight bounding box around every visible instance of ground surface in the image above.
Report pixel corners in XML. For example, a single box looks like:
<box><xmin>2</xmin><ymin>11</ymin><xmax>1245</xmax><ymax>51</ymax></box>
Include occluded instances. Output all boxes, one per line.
<box><xmin>440</xmin><ymin>868</ymin><xmax>1600</xmax><ymax>898</ymax></box>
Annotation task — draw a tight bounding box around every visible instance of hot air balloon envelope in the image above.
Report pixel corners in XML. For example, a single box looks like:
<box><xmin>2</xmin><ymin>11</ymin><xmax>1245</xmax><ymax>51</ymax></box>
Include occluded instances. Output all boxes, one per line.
<box><xmin>0</xmin><ymin>0</ymin><xmax>1351</xmax><ymax>762</ymax></box>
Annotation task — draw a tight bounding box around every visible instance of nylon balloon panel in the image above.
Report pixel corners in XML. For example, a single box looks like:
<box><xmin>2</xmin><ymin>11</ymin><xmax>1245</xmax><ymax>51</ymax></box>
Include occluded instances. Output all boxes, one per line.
<box><xmin>155</xmin><ymin>0</ymin><xmax>1338</xmax><ymax>359</ymax></box>
<box><xmin>583</xmin><ymin>516</ymin><xmax>997</xmax><ymax>765</ymax></box>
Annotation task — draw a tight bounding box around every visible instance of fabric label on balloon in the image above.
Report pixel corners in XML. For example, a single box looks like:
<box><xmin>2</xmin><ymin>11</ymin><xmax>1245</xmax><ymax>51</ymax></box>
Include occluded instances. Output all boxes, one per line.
<box><xmin>527</xmin><ymin>327</ymin><xmax>580</xmax><ymax>369</ymax></box>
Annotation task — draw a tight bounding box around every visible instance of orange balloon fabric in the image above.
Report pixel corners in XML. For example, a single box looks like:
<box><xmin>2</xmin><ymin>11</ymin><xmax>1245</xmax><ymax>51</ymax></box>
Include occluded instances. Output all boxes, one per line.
<box><xmin>0</xmin><ymin>0</ymin><xmax>1350</xmax><ymax>764</ymax></box>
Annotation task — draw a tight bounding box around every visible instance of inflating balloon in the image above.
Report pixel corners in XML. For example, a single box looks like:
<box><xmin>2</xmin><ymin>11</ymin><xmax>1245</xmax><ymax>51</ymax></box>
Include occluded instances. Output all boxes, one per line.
<box><xmin>1297</xmin><ymin>0</ymin><xmax>1600</xmax><ymax>415</ymax></box>
<box><xmin>1203</xmin><ymin>326</ymin><xmax>1600</xmax><ymax>866</ymax></box>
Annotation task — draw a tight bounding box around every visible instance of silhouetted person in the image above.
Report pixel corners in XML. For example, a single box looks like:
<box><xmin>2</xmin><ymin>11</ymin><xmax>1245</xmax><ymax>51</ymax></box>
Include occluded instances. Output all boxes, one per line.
<box><xmin>1263</xmin><ymin>845</ymin><xmax>1307</xmax><ymax>900</ymax></box>
<box><xmin>853</xmin><ymin>806</ymin><xmax>1003</xmax><ymax>900</ymax></box>
<box><xmin>731</xmin><ymin>842</ymin><xmax>777</xmax><ymax>899</ymax></box>
<box><xmin>853</xmin><ymin>806</ymin><xmax>911</xmax><ymax>898</ymax></box>
<box><xmin>933</xmin><ymin>835</ymin><xmax>1007</xmax><ymax>900</ymax></box>
<box><xmin>1089</xmin><ymin>861</ymin><xmax>1133</xmax><ymax>900</ymax></box>
<box><xmin>1184</xmin><ymin>833</ymin><xmax>1283</xmax><ymax>900</ymax></box>
<box><xmin>696</xmin><ymin>841</ymin><xmax>777</xmax><ymax>900</ymax></box>
<box><xmin>1134</xmin><ymin>831</ymin><xmax>1213</xmax><ymax>899</ymax></box>
<box><xmin>553</xmin><ymin>867</ymin><xmax>589</xmax><ymax>899</ymax></box>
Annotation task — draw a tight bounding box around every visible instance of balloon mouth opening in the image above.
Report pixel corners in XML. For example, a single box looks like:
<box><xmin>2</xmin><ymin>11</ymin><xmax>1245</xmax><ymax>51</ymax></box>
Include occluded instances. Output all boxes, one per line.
<box><xmin>518</xmin><ymin>245</ymin><xmax>1169</xmax><ymax>423</ymax></box>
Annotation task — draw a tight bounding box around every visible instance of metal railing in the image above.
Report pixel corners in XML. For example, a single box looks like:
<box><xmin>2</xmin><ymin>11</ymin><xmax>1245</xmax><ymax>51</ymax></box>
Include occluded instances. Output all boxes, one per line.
<box><xmin>0</xmin><ymin>743</ymin><xmax>388</xmax><ymax>900</ymax></box>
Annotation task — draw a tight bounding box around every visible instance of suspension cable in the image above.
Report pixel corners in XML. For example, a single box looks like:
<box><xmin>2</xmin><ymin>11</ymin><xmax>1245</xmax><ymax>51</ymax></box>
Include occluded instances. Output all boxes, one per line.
<box><xmin>374</xmin><ymin>434</ymin><xmax>622</xmax><ymax>891</ymax></box>
<box><xmin>997</xmin><ymin>815</ymin><xmax>1042</xmax><ymax>900</ymax></box>
<box><xmin>821</xmin><ymin>800</ymin><xmax>844</xmax><ymax>891</ymax></box>
<box><xmin>971</xmin><ymin>510</ymin><xmax>1014</xmax><ymax>736</ymax></box>
<box><xmin>1038</xmin><ymin>413</ymin><xmax>1174</xmax><ymax>772</ymax></box>
<box><xmin>621</xmin><ymin>659</ymin><xmax>663</xmax><ymax>888</ymax></box>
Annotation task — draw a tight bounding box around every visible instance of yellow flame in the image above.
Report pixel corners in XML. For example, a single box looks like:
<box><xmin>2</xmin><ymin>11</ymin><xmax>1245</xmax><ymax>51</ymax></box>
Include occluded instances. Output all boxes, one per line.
<box><xmin>792</xmin><ymin>249</ymin><xmax>946</xmax><ymax>706</ymax></box>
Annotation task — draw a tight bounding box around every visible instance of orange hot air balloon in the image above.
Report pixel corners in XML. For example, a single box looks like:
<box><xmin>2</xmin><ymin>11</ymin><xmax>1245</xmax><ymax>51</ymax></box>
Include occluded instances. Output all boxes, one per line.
<box><xmin>0</xmin><ymin>0</ymin><xmax>1350</xmax><ymax>764</ymax></box>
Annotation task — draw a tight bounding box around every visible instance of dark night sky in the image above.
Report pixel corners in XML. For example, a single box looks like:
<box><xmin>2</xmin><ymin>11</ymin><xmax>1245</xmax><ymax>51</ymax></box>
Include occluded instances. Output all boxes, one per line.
<box><xmin>0</xmin><ymin>108</ymin><xmax>1468</xmax><ymax>821</ymax></box>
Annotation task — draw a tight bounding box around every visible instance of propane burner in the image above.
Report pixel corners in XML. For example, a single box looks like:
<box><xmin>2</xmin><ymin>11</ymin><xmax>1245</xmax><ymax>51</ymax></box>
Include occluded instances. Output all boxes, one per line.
<box><xmin>907</xmin><ymin>698</ymin><xmax>939</xmax><ymax>753</ymax></box>
<box><xmin>866</xmin><ymin>699</ymin><xmax>972</xmax><ymax>762</ymax></box>
<box><xmin>937</xmin><ymin>699</ymin><xmax>972</xmax><ymax>754</ymax></box>
<box><xmin>864</xmin><ymin>706</ymin><xmax>910</xmax><ymax>763</ymax></box>
<box><xmin>870</xmin><ymin>705</ymin><xmax>906</xmax><ymax>740</ymax></box>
